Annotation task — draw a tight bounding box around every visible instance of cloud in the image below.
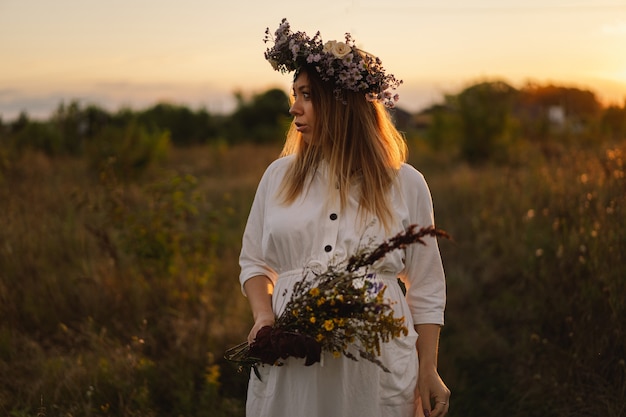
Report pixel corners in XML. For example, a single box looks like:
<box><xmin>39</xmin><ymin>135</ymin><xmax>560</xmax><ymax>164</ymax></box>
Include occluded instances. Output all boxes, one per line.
<box><xmin>0</xmin><ymin>93</ymin><xmax>67</xmax><ymax>121</ymax></box>
<box><xmin>0</xmin><ymin>89</ymin><xmax>21</xmax><ymax>99</ymax></box>
<box><xmin>0</xmin><ymin>82</ymin><xmax>238</xmax><ymax>121</ymax></box>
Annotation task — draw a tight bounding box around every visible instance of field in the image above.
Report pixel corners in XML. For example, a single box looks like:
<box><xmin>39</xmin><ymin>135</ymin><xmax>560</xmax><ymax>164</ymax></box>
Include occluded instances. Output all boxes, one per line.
<box><xmin>0</xmin><ymin>139</ymin><xmax>624</xmax><ymax>417</ymax></box>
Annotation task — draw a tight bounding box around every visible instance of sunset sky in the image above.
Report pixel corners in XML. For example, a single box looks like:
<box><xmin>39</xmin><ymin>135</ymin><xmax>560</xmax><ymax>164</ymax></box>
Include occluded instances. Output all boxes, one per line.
<box><xmin>1</xmin><ymin>0</ymin><xmax>625</xmax><ymax>120</ymax></box>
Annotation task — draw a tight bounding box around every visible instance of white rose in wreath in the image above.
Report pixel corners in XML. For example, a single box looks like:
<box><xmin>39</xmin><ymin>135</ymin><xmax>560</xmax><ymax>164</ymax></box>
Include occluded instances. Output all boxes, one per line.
<box><xmin>331</xmin><ymin>41</ymin><xmax>351</xmax><ymax>58</ymax></box>
<box><xmin>323</xmin><ymin>40</ymin><xmax>337</xmax><ymax>54</ymax></box>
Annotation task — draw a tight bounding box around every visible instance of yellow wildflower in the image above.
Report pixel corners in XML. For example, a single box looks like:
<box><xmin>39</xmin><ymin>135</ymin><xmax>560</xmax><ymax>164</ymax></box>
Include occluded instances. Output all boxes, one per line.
<box><xmin>323</xmin><ymin>320</ymin><xmax>334</xmax><ymax>331</ymax></box>
<box><xmin>310</xmin><ymin>316</ymin><xmax>316</xmax><ymax>324</ymax></box>
<box><xmin>309</xmin><ymin>287</ymin><xmax>320</xmax><ymax>296</ymax></box>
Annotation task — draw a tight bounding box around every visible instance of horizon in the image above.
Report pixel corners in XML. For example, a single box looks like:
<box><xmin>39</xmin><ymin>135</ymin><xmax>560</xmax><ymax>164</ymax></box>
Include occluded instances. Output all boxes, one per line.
<box><xmin>1</xmin><ymin>0</ymin><xmax>626</xmax><ymax>121</ymax></box>
<box><xmin>1</xmin><ymin>76</ymin><xmax>623</xmax><ymax>122</ymax></box>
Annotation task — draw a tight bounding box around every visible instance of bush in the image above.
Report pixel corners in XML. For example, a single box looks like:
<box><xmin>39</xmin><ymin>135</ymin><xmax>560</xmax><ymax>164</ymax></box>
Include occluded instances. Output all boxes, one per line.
<box><xmin>86</xmin><ymin>121</ymin><xmax>170</xmax><ymax>180</ymax></box>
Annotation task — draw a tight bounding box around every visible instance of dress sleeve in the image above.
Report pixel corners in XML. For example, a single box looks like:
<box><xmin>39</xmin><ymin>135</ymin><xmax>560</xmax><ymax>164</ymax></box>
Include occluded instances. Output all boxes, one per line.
<box><xmin>398</xmin><ymin>166</ymin><xmax>446</xmax><ymax>326</ymax></box>
<box><xmin>238</xmin><ymin>164</ymin><xmax>280</xmax><ymax>295</ymax></box>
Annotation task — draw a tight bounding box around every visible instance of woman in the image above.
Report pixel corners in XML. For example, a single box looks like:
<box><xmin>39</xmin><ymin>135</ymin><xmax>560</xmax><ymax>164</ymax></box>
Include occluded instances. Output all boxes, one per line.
<box><xmin>239</xmin><ymin>19</ymin><xmax>450</xmax><ymax>417</ymax></box>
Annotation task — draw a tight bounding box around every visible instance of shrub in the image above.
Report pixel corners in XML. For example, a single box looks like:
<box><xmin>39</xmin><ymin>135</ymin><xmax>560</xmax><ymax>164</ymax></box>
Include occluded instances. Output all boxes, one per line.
<box><xmin>86</xmin><ymin>121</ymin><xmax>170</xmax><ymax>180</ymax></box>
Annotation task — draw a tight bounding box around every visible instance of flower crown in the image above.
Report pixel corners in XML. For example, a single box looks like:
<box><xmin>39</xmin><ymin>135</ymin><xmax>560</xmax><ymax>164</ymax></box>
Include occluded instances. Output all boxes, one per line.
<box><xmin>263</xmin><ymin>18</ymin><xmax>402</xmax><ymax>108</ymax></box>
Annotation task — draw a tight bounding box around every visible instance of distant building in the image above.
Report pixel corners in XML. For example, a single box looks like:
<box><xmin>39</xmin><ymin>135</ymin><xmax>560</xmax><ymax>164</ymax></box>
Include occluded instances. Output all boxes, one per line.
<box><xmin>548</xmin><ymin>105</ymin><xmax>566</xmax><ymax>126</ymax></box>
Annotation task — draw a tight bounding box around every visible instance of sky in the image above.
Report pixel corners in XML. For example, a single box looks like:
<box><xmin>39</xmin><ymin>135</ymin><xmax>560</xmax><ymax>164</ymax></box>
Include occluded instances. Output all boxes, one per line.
<box><xmin>1</xmin><ymin>0</ymin><xmax>626</xmax><ymax>120</ymax></box>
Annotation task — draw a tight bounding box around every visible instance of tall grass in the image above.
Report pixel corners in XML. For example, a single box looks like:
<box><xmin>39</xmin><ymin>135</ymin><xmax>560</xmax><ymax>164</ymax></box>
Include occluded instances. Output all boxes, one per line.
<box><xmin>0</xmin><ymin>139</ymin><xmax>623</xmax><ymax>416</ymax></box>
<box><xmin>423</xmin><ymin>141</ymin><xmax>625</xmax><ymax>417</ymax></box>
<box><xmin>0</xmin><ymin>143</ymin><xmax>279</xmax><ymax>416</ymax></box>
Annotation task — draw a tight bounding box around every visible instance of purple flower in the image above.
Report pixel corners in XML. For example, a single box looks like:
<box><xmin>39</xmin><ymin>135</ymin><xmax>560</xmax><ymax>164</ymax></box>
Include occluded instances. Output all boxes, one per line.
<box><xmin>306</xmin><ymin>53</ymin><xmax>322</xmax><ymax>63</ymax></box>
<box><xmin>263</xmin><ymin>19</ymin><xmax>402</xmax><ymax>106</ymax></box>
<box><xmin>342</xmin><ymin>53</ymin><xmax>354</xmax><ymax>65</ymax></box>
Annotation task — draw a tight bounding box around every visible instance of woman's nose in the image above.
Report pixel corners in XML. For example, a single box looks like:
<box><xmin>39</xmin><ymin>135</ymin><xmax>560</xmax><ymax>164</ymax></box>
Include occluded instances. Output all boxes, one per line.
<box><xmin>289</xmin><ymin>101</ymin><xmax>301</xmax><ymax>116</ymax></box>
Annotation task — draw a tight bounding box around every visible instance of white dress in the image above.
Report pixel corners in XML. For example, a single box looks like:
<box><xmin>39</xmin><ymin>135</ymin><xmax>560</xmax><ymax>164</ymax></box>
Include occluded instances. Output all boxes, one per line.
<box><xmin>239</xmin><ymin>155</ymin><xmax>446</xmax><ymax>417</ymax></box>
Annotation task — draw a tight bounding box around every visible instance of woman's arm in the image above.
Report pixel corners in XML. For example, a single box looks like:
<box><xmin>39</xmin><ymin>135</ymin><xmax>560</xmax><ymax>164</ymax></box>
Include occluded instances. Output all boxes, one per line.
<box><xmin>243</xmin><ymin>275</ymin><xmax>275</xmax><ymax>344</ymax></box>
<box><xmin>415</xmin><ymin>323</ymin><xmax>450</xmax><ymax>417</ymax></box>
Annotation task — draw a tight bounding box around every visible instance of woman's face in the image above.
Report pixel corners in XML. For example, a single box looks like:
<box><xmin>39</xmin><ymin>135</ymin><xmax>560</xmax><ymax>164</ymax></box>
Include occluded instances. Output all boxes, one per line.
<box><xmin>289</xmin><ymin>71</ymin><xmax>316</xmax><ymax>143</ymax></box>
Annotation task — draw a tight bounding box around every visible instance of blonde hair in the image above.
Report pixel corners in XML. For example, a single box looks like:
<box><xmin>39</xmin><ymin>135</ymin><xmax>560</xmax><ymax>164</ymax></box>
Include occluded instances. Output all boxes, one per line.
<box><xmin>279</xmin><ymin>66</ymin><xmax>407</xmax><ymax>231</ymax></box>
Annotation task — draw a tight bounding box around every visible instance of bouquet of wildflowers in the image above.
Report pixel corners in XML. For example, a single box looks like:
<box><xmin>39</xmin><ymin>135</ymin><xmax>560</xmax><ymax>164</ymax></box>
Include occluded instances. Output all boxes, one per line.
<box><xmin>225</xmin><ymin>225</ymin><xmax>449</xmax><ymax>379</ymax></box>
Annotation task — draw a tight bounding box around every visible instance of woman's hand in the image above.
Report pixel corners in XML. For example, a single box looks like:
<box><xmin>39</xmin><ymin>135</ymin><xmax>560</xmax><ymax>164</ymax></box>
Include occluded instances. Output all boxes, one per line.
<box><xmin>416</xmin><ymin>366</ymin><xmax>450</xmax><ymax>417</ymax></box>
<box><xmin>243</xmin><ymin>275</ymin><xmax>275</xmax><ymax>344</ymax></box>
<box><xmin>247</xmin><ymin>311</ymin><xmax>275</xmax><ymax>344</ymax></box>
<box><xmin>413</xmin><ymin>323</ymin><xmax>450</xmax><ymax>417</ymax></box>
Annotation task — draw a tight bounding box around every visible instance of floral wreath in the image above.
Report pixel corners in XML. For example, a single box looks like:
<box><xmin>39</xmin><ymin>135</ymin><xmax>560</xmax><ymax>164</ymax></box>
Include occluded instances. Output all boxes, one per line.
<box><xmin>263</xmin><ymin>18</ymin><xmax>402</xmax><ymax>108</ymax></box>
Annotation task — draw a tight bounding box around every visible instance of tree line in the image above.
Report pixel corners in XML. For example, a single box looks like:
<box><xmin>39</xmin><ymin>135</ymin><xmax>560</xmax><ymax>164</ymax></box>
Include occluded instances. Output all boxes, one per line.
<box><xmin>0</xmin><ymin>87</ymin><xmax>291</xmax><ymax>155</ymax></box>
<box><xmin>1</xmin><ymin>80</ymin><xmax>624</xmax><ymax>163</ymax></box>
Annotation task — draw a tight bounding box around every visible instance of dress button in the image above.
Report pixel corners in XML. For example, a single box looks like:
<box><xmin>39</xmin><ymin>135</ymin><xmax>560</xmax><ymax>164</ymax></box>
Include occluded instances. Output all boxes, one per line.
<box><xmin>329</xmin><ymin>213</ymin><xmax>338</xmax><ymax>221</ymax></box>
<box><xmin>324</xmin><ymin>245</ymin><xmax>332</xmax><ymax>252</ymax></box>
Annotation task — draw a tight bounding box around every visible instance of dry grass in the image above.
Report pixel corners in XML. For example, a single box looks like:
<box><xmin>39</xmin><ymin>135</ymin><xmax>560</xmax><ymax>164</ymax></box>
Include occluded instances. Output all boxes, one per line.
<box><xmin>0</xmin><ymin>140</ymin><xmax>624</xmax><ymax>417</ymax></box>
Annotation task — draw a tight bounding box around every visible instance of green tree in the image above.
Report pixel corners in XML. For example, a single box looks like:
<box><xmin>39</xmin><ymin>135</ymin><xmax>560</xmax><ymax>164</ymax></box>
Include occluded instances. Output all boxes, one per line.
<box><xmin>52</xmin><ymin>100</ymin><xmax>86</xmax><ymax>154</ymax></box>
<box><xmin>227</xmin><ymin>88</ymin><xmax>290</xmax><ymax>144</ymax></box>
<box><xmin>138</xmin><ymin>103</ymin><xmax>219</xmax><ymax>146</ymax></box>
<box><xmin>10</xmin><ymin>101</ymin><xmax>113</xmax><ymax>156</ymax></box>
<box><xmin>455</xmin><ymin>81</ymin><xmax>518</xmax><ymax>163</ymax></box>
<box><xmin>422</xmin><ymin>103</ymin><xmax>462</xmax><ymax>153</ymax></box>
<box><xmin>12</xmin><ymin>119</ymin><xmax>64</xmax><ymax>155</ymax></box>
<box><xmin>81</xmin><ymin>104</ymin><xmax>112</xmax><ymax>138</ymax></box>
